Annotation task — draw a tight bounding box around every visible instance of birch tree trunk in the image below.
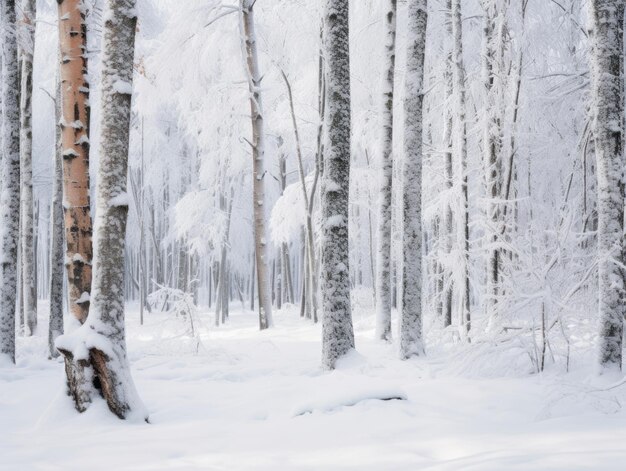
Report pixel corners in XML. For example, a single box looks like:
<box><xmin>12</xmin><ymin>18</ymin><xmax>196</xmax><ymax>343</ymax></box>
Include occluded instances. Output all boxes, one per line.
<box><xmin>452</xmin><ymin>0</ymin><xmax>471</xmax><ymax>338</ymax></box>
<box><xmin>18</xmin><ymin>0</ymin><xmax>38</xmax><ymax>335</ymax></box>
<box><xmin>399</xmin><ymin>0</ymin><xmax>427</xmax><ymax>360</ymax></box>
<box><xmin>49</xmin><ymin>75</ymin><xmax>65</xmax><ymax>359</ymax></box>
<box><xmin>590</xmin><ymin>0</ymin><xmax>624</xmax><ymax>371</ymax></box>
<box><xmin>375</xmin><ymin>0</ymin><xmax>397</xmax><ymax>342</ymax></box>
<box><xmin>321</xmin><ymin>0</ymin><xmax>355</xmax><ymax>370</ymax></box>
<box><xmin>58</xmin><ymin>0</ymin><xmax>93</xmax><ymax>324</ymax></box>
<box><xmin>240</xmin><ymin>0</ymin><xmax>273</xmax><ymax>330</ymax></box>
<box><xmin>0</xmin><ymin>0</ymin><xmax>21</xmax><ymax>364</ymax></box>
<box><xmin>58</xmin><ymin>0</ymin><xmax>146</xmax><ymax>420</ymax></box>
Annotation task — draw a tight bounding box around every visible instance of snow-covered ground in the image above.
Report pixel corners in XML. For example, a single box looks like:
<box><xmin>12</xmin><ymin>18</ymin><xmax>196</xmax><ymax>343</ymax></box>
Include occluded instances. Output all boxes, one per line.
<box><xmin>1</xmin><ymin>304</ymin><xmax>625</xmax><ymax>470</ymax></box>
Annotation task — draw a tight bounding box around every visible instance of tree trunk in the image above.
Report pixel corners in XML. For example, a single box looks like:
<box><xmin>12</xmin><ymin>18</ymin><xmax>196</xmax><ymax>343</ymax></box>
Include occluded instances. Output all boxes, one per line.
<box><xmin>442</xmin><ymin>0</ymin><xmax>454</xmax><ymax>329</ymax></box>
<box><xmin>375</xmin><ymin>0</ymin><xmax>397</xmax><ymax>342</ymax></box>
<box><xmin>241</xmin><ymin>0</ymin><xmax>273</xmax><ymax>330</ymax></box>
<box><xmin>282</xmin><ymin>242</ymin><xmax>294</xmax><ymax>304</ymax></box>
<box><xmin>452</xmin><ymin>0</ymin><xmax>471</xmax><ymax>339</ymax></box>
<box><xmin>321</xmin><ymin>0</ymin><xmax>355</xmax><ymax>370</ymax></box>
<box><xmin>0</xmin><ymin>0</ymin><xmax>21</xmax><ymax>364</ymax></box>
<box><xmin>58</xmin><ymin>0</ymin><xmax>93</xmax><ymax>325</ymax></box>
<box><xmin>49</xmin><ymin>73</ymin><xmax>65</xmax><ymax>359</ymax></box>
<box><xmin>280</xmin><ymin>70</ymin><xmax>319</xmax><ymax>322</ymax></box>
<box><xmin>18</xmin><ymin>0</ymin><xmax>38</xmax><ymax>336</ymax></box>
<box><xmin>399</xmin><ymin>0</ymin><xmax>427</xmax><ymax>360</ymax></box>
<box><xmin>591</xmin><ymin>0</ymin><xmax>624</xmax><ymax>371</ymax></box>
<box><xmin>58</xmin><ymin>0</ymin><xmax>146</xmax><ymax>420</ymax></box>
<box><xmin>481</xmin><ymin>0</ymin><xmax>504</xmax><ymax>329</ymax></box>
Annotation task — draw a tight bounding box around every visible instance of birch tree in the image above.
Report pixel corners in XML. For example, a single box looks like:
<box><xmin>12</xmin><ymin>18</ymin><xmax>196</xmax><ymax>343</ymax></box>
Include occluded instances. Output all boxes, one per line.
<box><xmin>399</xmin><ymin>0</ymin><xmax>427</xmax><ymax>360</ymax></box>
<box><xmin>240</xmin><ymin>0</ymin><xmax>273</xmax><ymax>330</ymax></box>
<box><xmin>57</xmin><ymin>0</ymin><xmax>146</xmax><ymax>420</ymax></box>
<box><xmin>375</xmin><ymin>0</ymin><xmax>397</xmax><ymax>342</ymax></box>
<box><xmin>18</xmin><ymin>0</ymin><xmax>38</xmax><ymax>336</ymax></box>
<box><xmin>0</xmin><ymin>0</ymin><xmax>21</xmax><ymax>363</ymax></box>
<box><xmin>58</xmin><ymin>0</ymin><xmax>93</xmax><ymax>324</ymax></box>
<box><xmin>321</xmin><ymin>0</ymin><xmax>355</xmax><ymax>370</ymax></box>
<box><xmin>590</xmin><ymin>0</ymin><xmax>624</xmax><ymax>371</ymax></box>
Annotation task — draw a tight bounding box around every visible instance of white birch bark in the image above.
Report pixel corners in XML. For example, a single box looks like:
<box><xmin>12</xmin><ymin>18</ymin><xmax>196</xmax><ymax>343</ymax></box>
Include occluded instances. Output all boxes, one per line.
<box><xmin>321</xmin><ymin>0</ymin><xmax>355</xmax><ymax>370</ymax></box>
<box><xmin>590</xmin><ymin>0</ymin><xmax>624</xmax><ymax>371</ymax></box>
<box><xmin>18</xmin><ymin>0</ymin><xmax>37</xmax><ymax>336</ymax></box>
<box><xmin>57</xmin><ymin>0</ymin><xmax>93</xmax><ymax>325</ymax></box>
<box><xmin>240</xmin><ymin>0</ymin><xmax>273</xmax><ymax>330</ymax></box>
<box><xmin>57</xmin><ymin>0</ymin><xmax>146</xmax><ymax>420</ymax></box>
<box><xmin>399</xmin><ymin>0</ymin><xmax>427</xmax><ymax>360</ymax></box>
<box><xmin>375</xmin><ymin>0</ymin><xmax>397</xmax><ymax>342</ymax></box>
<box><xmin>0</xmin><ymin>0</ymin><xmax>21</xmax><ymax>363</ymax></box>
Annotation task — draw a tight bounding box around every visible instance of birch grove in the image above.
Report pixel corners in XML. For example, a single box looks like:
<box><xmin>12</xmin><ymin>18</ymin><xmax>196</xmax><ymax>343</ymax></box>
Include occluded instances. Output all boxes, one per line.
<box><xmin>0</xmin><ymin>0</ymin><xmax>624</xmax><ymax>426</ymax></box>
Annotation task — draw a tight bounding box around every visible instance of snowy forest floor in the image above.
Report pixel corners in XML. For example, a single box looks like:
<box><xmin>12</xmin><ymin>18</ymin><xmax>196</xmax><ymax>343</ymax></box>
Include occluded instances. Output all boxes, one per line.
<box><xmin>1</xmin><ymin>303</ymin><xmax>626</xmax><ymax>470</ymax></box>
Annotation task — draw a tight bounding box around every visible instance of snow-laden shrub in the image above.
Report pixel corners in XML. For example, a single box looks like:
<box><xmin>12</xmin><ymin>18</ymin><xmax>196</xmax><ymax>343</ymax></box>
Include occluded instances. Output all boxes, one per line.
<box><xmin>144</xmin><ymin>287</ymin><xmax>203</xmax><ymax>355</ymax></box>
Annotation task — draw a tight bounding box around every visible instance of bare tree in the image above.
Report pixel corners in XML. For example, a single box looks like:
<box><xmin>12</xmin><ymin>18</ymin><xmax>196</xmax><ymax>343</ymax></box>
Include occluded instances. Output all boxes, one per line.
<box><xmin>240</xmin><ymin>0</ymin><xmax>273</xmax><ymax>330</ymax></box>
<box><xmin>442</xmin><ymin>0</ymin><xmax>454</xmax><ymax>329</ymax></box>
<box><xmin>375</xmin><ymin>0</ymin><xmax>397</xmax><ymax>342</ymax></box>
<box><xmin>400</xmin><ymin>0</ymin><xmax>428</xmax><ymax>360</ymax></box>
<box><xmin>0</xmin><ymin>0</ymin><xmax>21</xmax><ymax>363</ymax></box>
<box><xmin>58</xmin><ymin>0</ymin><xmax>146</xmax><ymax>420</ymax></box>
<box><xmin>321</xmin><ymin>0</ymin><xmax>355</xmax><ymax>369</ymax></box>
<box><xmin>452</xmin><ymin>0</ymin><xmax>471</xmax><ymax>339</ymax></box>
<box><xmin>18</xmin><ymin>0</ymin><xmax>38</xmax><ymax>335</ymax></box>
<box><xmin>590</xmin><ymin>0</ymin><xmax>624</xmax><ymax>371</ymax></box>
<box><xmin>481</xmin><ymin>0</ymin><xmax>506</xmax><ymax>329</ymax></box>
<box><xmin>49</xmin><ymin>75</ymin><xmax>65</xmax><ymax>359</ymax></box>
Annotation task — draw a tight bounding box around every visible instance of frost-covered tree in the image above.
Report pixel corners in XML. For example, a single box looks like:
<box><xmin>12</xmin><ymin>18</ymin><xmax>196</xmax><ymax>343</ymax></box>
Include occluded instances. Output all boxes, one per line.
<box><xmin>375</xmin><ymin>0</ymin><xmax>397</xmax><ymax>342</ymax></box>
<box><xmin>451</xmin><ymin>0</ymin><xmax>470</xmax><ymax>338</ymax></box>
<box><xmin>49</xmin><ymin>77</ymin><xmax>65</xmax><ymax>359</ymax></box>
<box><xmin>481</xmin><ymin>0</ymin><xmax>507</xmax><ymax>329</ymax></box>
<box><xmin>19</xmin><ymin>0</ymin><xmax>38</xmax><ymax>336</ymax></box>
<box><xmin>0</xmin><ymin>0</ymin><xmax>21</xmax><ymax>363</ymax></box>
<box><xmin>241</xmin><ymin>0</ymin><xmax>273</xmax><ymax>330</ymax></box>
<box><xmin>57</xmin><ymin>0</ymin><xmax>93</xmax><ymax>324</ymax></box>
<box><xmin>320</xmin><ymin>0</ymin><xmax>355</xmax><ymax>370</ymax></box>
<box><xmin>441</xmin><ymin>0</ymin><xmax>454</xmax><ymax>329</ymax></box>
<box><xmin>57</xmin><ymin>0</ymin><xmax>146</xmax><ymax>420</ymax></box>
<box><xmin>589</xmin><ymin>0</ymin><xmax>624</xmax><ymax>371</ymax></box>
<box><xmin>399</xmin><ymin>0</ymin><xmax>428</xmax><ymax>360</ymax></box>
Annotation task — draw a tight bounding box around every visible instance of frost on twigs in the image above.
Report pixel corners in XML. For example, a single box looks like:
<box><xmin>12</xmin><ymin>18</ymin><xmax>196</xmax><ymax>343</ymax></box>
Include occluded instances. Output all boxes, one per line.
<box><xmin>146</xmin><ymin>287</ymin><xmax>203</xmax><ymax>355</ymax></box>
